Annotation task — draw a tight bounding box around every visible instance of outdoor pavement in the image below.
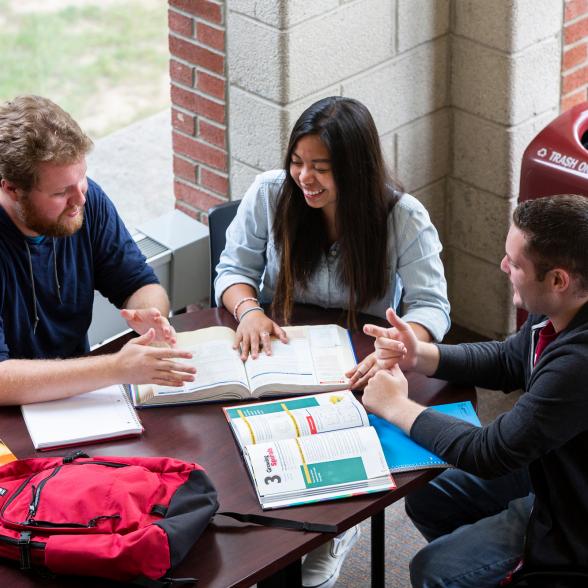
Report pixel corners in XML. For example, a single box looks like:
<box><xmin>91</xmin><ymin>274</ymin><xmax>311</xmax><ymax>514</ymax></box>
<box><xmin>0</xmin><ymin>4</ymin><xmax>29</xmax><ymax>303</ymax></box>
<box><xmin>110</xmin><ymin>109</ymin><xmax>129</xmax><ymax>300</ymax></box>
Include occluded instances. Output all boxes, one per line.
<box><xmin>86</xmin><ymin>109</ymin><xmax>175</xmax><ymax>231</ymax></box>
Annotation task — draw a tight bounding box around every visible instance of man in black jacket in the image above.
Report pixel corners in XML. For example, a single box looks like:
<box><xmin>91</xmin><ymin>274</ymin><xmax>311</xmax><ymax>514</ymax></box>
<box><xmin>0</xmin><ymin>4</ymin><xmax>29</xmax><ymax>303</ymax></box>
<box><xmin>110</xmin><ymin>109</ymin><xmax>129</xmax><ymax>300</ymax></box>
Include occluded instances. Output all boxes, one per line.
<box><xmin>363</xmin><ymin>194</ymin><xmax>588</xmax><ymax>587</ymax></box>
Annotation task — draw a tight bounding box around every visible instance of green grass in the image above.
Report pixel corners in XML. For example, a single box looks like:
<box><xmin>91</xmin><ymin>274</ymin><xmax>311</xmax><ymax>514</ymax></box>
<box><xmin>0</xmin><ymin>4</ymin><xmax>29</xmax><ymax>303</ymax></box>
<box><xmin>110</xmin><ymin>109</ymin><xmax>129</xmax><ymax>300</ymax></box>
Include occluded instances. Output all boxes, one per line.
<box><xmin>0</xmin><ymin>0</ymin><xmax>170</xmax><ymax>137</ymax></box>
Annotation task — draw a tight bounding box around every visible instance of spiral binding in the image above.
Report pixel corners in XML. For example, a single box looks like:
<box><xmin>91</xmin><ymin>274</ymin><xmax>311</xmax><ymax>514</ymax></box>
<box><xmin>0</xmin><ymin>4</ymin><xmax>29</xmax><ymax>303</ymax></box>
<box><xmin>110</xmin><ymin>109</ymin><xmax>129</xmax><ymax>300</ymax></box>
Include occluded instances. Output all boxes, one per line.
<box><xmin>119</xmin><ymin>385</ymin><xmax>143</xmax><ymax>430</ymax></box>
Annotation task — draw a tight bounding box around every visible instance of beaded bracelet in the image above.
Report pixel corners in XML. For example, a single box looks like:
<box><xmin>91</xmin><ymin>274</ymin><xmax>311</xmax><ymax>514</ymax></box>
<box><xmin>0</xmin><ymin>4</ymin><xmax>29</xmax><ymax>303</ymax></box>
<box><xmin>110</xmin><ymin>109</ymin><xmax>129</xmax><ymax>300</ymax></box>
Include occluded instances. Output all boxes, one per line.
<box><xmin>233</xmin><ymin>296</ymin><xmax>259</xmax><ymax>321</ymax></box>
<box><xmin>238</xmin><ymin>306</ymin><xmax>264</xmax><ymax>323</ymax></box>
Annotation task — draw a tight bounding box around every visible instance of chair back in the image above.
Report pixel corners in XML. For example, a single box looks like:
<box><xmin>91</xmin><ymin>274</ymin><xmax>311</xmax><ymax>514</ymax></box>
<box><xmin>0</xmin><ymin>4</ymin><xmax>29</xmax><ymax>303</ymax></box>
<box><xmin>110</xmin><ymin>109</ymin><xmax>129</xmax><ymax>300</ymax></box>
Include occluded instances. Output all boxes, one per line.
<box><xmin>208</xmin><ymin>200</ymin><xmax>241</xmax><ymax>307</ymax></box>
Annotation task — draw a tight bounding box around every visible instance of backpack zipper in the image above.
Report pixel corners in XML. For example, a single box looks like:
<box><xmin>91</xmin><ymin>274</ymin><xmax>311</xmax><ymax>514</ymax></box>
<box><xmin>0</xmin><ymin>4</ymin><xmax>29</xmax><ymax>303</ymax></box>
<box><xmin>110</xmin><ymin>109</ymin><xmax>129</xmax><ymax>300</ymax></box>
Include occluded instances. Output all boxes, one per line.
<box><xmin>71</xmin><ymin>460</ymin><xmax>129</xmax><ymax>468</ymax></box>
<box><xmin>24</xmin><ymin>514</ymin><xmax>121</xmax><ymax>529</ymax></box>
<box><xmin>2</xmin><ymin>461</ymin><xmax>129</xmax><ymax>529</ymax></box>
<box><xmin>0</xmin><ymin>473</ymin><xmax>36</xmax><ymax>517</ymax></box>
<box><xmin>28</xmin><ymin>467</ymin><xmax>61</xmax><ymax>522</ymax></box>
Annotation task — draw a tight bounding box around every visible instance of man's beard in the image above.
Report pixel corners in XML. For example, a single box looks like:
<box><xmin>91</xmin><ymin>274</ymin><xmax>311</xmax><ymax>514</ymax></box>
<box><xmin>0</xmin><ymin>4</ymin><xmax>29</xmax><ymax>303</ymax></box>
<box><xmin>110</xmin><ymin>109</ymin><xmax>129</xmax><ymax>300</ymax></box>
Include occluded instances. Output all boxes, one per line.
<box><xmin>17</xmin><ymin>194</ymin><xmax>84</xmax><ymax>237</ymax></box>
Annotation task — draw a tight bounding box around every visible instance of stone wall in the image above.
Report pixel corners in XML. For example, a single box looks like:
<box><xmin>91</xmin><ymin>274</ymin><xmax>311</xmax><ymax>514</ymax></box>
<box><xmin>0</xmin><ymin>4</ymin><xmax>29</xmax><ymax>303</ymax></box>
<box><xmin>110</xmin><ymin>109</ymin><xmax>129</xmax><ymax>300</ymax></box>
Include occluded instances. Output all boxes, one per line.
<box><xmin>447</xmin><ymin>0</ymin><xmax>562</xmax><ymax>337</ymax></box>
<box><xmin>228</xmin><ymin>0</ymin><xmax>451</xmax><ymax>242</ymax></box>
<box><xmin>168</xmin><ymin>0</ymin><xmax>581</xmax><ymax>338</ymax></box>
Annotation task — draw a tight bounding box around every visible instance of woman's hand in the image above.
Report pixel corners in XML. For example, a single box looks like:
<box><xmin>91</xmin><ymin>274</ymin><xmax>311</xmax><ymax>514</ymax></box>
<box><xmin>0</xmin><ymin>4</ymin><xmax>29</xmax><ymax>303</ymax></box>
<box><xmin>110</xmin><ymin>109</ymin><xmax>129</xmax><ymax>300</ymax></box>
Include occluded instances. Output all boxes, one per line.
<box><xmin>234</xmin><ymin>310</ymin><xmax>288</xmax><ymax>360</ymax></box>
<box><xmin>346</xmin><ymin>351</ymin><xmax>379</xmax><ymax>390</ymax></box>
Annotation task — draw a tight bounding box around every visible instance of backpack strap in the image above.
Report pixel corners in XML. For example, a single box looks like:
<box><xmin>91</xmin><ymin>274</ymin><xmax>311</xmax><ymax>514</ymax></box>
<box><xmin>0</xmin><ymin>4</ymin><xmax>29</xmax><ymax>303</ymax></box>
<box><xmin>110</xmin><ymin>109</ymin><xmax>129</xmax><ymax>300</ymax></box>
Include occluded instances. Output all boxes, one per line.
<box><xmin>133</xmin><ymin>576</ymin><xmax>197</xmax><ymax>587</ymax></box>
<box><xmin>62</xmin><ymin>450</ymin><xmax>90</xmax><ymax>464</ymax></box>
<box><xmin>218</xmin><ymin>511</ymin><xmax>338</xmax><ymax>534</ymax></box>
<box><xmin>18</xmin><ymin>531</ymin><xmax>32</xmax><ymax>570</ymax></box>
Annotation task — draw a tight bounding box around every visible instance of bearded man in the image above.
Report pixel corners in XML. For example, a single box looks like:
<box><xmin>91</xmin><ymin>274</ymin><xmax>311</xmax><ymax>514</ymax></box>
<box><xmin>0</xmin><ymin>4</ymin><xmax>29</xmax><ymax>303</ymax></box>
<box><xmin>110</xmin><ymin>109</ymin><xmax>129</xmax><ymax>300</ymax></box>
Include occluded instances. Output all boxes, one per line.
<box><xmin>0</xmin><ymin>95</ymin><xmax>195</xmax><ymax>404</ymax></box>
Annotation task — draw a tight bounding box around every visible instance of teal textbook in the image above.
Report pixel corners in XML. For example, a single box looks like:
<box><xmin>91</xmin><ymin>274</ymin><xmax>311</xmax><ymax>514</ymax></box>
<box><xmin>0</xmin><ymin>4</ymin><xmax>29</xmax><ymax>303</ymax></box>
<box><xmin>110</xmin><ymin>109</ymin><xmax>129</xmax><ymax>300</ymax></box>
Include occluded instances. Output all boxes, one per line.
<box><xmin>369</xmin><ymin>401</ymin><xmax>481</xmax><ymax>473</ymax></box>
<box><xmin>224</xmin><ymin>391</ymin><xmax>396</xmax><ymax>510</ymax></box>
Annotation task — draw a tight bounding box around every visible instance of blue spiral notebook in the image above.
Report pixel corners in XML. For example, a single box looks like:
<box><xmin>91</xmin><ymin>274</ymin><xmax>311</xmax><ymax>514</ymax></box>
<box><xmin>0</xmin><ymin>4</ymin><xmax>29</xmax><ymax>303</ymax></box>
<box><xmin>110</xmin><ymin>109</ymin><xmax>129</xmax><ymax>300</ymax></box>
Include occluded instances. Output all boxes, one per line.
<box><xmin>369</xmin><ymin>401</ymin><xmax>481</xmax><ymax>473</ymax></box>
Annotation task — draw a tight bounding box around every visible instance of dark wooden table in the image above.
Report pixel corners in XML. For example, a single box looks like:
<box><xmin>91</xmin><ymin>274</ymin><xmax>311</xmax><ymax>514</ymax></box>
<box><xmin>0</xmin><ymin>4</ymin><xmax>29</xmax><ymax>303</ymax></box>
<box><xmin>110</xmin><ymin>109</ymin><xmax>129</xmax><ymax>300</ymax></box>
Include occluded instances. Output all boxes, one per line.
<box><xmin>0</xmin><ymin>305</ymin><xmax>476</xmax><ymax>587</ymax></box>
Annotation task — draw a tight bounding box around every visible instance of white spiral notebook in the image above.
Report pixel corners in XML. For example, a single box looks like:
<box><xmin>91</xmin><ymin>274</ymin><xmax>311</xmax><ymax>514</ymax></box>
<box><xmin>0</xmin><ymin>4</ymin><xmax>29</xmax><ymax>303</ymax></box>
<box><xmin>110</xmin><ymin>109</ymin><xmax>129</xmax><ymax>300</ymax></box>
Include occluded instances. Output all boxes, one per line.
<box><xmin>21</xmin><ymin>385</ymin><xmax>143</xmax><ymax>451</ymax></box>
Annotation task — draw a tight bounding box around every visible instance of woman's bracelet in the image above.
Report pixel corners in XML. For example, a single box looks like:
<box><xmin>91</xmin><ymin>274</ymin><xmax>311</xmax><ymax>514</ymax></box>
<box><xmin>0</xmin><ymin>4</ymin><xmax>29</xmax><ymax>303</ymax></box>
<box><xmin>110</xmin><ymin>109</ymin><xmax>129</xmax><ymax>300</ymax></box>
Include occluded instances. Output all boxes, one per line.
<box><xmin>238</xmin><ymin>306</ymin><xmax>264</xmax><ymax>323</ymax></box>
<box><xmin>233</xmin><ymin>296</ymin><xmax>259</xmax><ymax>321</ymax></box>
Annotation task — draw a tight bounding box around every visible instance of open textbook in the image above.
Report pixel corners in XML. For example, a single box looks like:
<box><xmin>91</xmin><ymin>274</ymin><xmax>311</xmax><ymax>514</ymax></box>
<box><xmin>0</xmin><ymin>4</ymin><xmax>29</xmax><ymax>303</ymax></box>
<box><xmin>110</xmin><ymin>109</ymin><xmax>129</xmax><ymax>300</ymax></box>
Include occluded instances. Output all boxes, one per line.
<box><xmin>131</xmin><ymin>324</ymin><xmax>356</xmax><ymax>407</ymax></box>
<box><xmin>223</xmin><ymin>391</ymin><xmax>396</xmax><ymax>509</ymax></box>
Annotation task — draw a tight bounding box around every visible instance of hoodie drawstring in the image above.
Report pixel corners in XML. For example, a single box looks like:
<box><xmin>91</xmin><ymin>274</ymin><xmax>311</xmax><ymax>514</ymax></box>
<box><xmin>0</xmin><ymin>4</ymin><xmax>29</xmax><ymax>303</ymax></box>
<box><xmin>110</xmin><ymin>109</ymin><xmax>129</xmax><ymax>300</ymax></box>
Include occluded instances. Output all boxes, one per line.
<box><xmin>24</xmin><ymin>241</ymin><xmax>39</xmax><ymax>334</ymax></box>
<box><xmin>24</xmin><ymin>239</ymin><xmax>63</xmax><ymax>334</ymax></box>
<box><xmin>52</xmin><ymin>238</ymin><xmax>62</xmax><ymax>305</ymax></box>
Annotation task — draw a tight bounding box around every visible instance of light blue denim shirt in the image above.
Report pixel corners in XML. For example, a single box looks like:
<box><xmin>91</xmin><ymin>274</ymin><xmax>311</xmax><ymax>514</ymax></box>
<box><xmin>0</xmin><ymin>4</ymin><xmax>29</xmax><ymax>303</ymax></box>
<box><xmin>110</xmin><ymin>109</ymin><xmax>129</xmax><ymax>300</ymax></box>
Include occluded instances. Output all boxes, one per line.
<box><xmin>215</xmin><ymin>170</ymin><xmax>450</xmax><ymax>341</ymax></box>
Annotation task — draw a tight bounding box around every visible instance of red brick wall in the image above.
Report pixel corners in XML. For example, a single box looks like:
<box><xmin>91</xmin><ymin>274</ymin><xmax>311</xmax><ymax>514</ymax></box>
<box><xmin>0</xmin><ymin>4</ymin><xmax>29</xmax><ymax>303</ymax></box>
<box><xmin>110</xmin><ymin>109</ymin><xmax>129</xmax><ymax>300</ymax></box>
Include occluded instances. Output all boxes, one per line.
<box><xmin>168</xmin><ymin>0</ymin><xmax>227</xmax><ymax>223</ymax></box>
<box><xmin>562</xmin><ymin>0</ymin><xmax>588</xmax><ymax>111</ymax></box>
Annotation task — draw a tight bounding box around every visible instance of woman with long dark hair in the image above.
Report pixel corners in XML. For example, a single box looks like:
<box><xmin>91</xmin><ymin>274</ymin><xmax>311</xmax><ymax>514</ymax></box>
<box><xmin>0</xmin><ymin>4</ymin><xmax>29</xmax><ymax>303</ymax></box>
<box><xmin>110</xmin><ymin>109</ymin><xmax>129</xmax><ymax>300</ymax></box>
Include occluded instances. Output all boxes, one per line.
<box><xmin>215</xmin><ymin>96</ymin><xmax>450</xmax><ymax>588</ymax></box>
<box><xmin>216</xmin><ymin>96</ymin><xmax>449</xmax><ymax>375</ymax></box>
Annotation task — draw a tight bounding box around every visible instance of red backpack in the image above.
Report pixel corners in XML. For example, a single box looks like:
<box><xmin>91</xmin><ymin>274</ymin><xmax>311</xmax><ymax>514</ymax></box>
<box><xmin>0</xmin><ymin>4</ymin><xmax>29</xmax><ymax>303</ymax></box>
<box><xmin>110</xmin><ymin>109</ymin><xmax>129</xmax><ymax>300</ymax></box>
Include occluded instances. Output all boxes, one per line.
<box><xmin>0</xmin><ymin>451</ymin><xmax>218</xmax><ymax>585</ymax></box>
<box><xmin>0</xmin><ymin>451</ymin><xmax>336</xmax><ymax>585</ymax></box>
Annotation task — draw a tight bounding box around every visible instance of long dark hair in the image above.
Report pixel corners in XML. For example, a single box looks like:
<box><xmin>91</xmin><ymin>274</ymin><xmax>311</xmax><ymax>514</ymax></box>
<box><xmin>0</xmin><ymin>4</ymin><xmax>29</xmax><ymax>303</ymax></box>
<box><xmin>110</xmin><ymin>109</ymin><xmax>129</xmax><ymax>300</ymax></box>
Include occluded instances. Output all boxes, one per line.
<box><xmin>272</xmin><ymin>96</ymin><xmax>403</xmax><ymax>328</ymax></box>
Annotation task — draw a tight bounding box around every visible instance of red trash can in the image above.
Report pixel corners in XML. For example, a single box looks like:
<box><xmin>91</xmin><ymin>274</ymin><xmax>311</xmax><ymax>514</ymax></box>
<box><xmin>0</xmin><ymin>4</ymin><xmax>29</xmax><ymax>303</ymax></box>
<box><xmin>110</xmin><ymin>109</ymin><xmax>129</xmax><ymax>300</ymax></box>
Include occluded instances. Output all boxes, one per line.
<box><xmin>517</xmin><ymin>102</ymin><xmax>588</xmax><ymax>326</ymax></box>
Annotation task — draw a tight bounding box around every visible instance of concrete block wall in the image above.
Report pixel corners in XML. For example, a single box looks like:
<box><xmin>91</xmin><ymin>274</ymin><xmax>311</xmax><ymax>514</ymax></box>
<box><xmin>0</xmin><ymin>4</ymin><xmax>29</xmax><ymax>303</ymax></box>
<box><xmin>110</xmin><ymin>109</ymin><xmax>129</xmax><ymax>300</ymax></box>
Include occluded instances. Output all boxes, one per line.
<box><xmin>168</xmin><ymin>0</ymin><xmax>580</xmax><ymax>338</ymax></box>
<box><xmin>561</xmin><ymin>0</ymin><xmax>588</xmax><ymax>111</ymax></box>
<box><xmin>448</xmin><ymin>0</ymin><xmax>563</xmax><ymax>337</ymax></box>
<box><xmin>227</xmin><ymin>0</ymin><xmax>451</xmax><ymax>240</ymax></box>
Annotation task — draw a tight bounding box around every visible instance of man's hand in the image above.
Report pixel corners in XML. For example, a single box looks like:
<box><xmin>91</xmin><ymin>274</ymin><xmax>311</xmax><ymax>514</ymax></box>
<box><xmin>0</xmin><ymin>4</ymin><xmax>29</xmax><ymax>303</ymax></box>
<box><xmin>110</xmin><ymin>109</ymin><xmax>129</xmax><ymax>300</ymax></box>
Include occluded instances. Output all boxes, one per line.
<box><xmin>113</xmin><ymin>329</ymin><xmax>194</xmax><ymax>386</ymax></box>
<box><xmin>362</xmin><ymin>365</ymin><xmax>408</xmax><ymax>418</ymax></box>
<box><xmin>364</xmin><ymin>308</ymin><xmax>417</xmax><ymax>371</ymax></box>
<box><xmin>121</xmin><ymin>308</ymin><xmax>176</xmax><ymax>346</ymax></box>
<box><xmin>362</xmin><ymin>365</ymin><xmax>425</xmax><ymax>432</ymax></box>
<box><xmin>234</xmin><ymin>310</ymin><xmax>288</xmax><ymax>360</ymax></box>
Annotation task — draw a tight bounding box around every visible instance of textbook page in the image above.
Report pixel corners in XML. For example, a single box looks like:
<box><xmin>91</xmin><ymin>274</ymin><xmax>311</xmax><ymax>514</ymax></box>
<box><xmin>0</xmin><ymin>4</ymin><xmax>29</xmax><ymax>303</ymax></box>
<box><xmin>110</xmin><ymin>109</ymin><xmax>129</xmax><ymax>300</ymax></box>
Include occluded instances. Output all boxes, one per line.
<box><xmin>131</xmin><ymin>324</ymin><xmax>356</xmax><ymax>406</ymax></box>
<box><xmin>247</xmin><ymin>325</ymin><xmax>355</xmax><ymax>396</ymax></box>
<box><xmin>131</xmin><ymin>326</ymin><xmax>250</xmax><ymax>405</ymax></box>
<box><xmin>225</xmin><ymin>391</ymin><xmax>368</xmax><ymax>449</ymax></box>
<box><xmin>243</xmin><ymin>427</ymin><xmax>395</xmax><ymax>509</ymax></box>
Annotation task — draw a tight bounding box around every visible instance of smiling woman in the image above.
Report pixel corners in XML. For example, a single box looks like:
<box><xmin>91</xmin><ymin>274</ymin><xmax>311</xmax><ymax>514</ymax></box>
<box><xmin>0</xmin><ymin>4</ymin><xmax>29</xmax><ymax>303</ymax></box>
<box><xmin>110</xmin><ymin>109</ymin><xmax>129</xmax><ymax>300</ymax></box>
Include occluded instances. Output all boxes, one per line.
<box><xmin>0</xmin><ymin>0</ymin><xmax>169</xmax><ymax>138</ymax></box>
<box><xmin>214</xmin><ymin>96</ymin><xmax>451</xmax><ymax>371</ymax></box>
<box><xmin>213</xmin><ymin>95</ymin><xmax>451</xmax><ymax>588</ymax></box>
<box><xmin>289</xmin><ymin>134</ymin><xmax>338</xmax><ymax>240</ymax></box>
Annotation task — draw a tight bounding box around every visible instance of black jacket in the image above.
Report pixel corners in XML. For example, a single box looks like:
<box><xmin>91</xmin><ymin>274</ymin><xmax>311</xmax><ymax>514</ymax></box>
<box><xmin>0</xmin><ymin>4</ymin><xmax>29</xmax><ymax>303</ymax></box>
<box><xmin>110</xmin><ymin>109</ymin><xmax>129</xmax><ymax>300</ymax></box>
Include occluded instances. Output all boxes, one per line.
<box><xmin>411</xmin><ymin>303</ymin><xmax>588</xmax><ymax>568</ymax></box>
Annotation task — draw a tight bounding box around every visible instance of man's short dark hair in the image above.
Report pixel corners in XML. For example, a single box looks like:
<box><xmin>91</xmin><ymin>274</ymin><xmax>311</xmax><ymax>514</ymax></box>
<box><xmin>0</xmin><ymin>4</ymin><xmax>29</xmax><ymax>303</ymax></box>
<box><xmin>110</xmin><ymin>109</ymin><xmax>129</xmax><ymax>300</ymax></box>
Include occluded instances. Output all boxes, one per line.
<box><xmin>513</xmin><ymin>194</ymin><xmax>588</xmax><ymax>291</ymax></box>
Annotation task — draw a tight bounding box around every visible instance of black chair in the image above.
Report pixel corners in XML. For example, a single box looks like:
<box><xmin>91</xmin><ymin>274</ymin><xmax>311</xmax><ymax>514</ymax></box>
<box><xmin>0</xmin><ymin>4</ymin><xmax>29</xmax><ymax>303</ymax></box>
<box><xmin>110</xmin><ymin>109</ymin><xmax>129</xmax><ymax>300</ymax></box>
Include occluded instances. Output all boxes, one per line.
<box><xmin>208</xmin><ymin>199</ymin><xmax>241</xmax><ymax>307</ymax></box>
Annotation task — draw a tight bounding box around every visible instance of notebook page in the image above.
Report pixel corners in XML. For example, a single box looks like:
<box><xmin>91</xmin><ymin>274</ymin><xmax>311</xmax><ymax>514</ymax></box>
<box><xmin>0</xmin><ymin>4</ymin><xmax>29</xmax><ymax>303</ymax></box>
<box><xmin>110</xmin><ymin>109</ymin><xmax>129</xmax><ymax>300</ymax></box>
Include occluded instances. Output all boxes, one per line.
<box><xmin>21</xmin><ymin>385</ymin><xmax>142</xmax><ymax>450</ymax></box>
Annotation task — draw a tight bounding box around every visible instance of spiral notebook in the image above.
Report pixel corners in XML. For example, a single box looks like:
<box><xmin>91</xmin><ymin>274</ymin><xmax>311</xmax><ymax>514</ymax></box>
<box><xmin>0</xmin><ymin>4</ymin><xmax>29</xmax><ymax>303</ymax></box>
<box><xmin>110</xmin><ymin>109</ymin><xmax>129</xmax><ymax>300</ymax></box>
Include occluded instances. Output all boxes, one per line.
<box><xmin>369</xmin><ymin>401</ymin><xmax>481</xmax><ymax>473</ymax></box>
<box><xmin>21</xmin><ymin>385</ymin><xmax>143</xmax><ymax>451</ymax></box>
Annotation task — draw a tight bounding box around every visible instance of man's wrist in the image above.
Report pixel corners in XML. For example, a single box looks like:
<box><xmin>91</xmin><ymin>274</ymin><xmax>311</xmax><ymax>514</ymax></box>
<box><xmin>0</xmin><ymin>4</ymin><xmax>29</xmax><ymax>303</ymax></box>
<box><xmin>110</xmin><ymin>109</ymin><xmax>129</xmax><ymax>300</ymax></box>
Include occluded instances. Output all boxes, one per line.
<box><xmin>383</xmin><ymin>397</ymin><xmax>427</xmax><ymax>434</ymax></box>
<box><xmin>102</xmin><ymin>351</ymin><xmax>120</xmax><ymax>383</ymax></box>
<box><xmin>413</xmin><ymin>341</ymin><xmax>440</xmax><ymax>376</ymax></box>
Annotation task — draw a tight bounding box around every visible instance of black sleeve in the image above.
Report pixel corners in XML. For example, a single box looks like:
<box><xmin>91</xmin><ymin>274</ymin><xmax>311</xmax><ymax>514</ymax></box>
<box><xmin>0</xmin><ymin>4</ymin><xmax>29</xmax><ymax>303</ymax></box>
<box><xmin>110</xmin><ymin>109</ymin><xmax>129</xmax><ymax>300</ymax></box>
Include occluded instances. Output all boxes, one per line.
<box><xmin>411</xmin><ymin>343</ymin><xmax>588</xmax><ymax>478</ymax></box>
<box><xmin>433</xmin><ymin>321</ymin><xmax>531</xmax><ymax>392</ymax></box>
